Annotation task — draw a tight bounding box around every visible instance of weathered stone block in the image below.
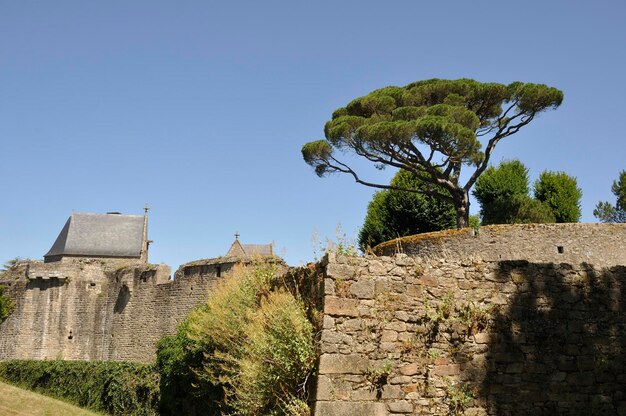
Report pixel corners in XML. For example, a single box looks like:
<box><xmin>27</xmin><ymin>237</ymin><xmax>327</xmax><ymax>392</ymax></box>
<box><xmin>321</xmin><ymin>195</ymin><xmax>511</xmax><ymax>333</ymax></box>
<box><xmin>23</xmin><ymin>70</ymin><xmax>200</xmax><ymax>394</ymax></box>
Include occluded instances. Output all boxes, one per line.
<box><xmin>388</xmin><ymin>400</ymin><xmax>414</xmax><ymax>413</ymax></box>
<box><xmin>394</xmin><ymin>254</ymin><xmax>415</xmax><ymax>266</ymax></box>
<box><xmin>406</xmin><ymin>284</ymin><xmax>422</xmax><ymax>297</ymax></box>
<box><xmin>321</xmin><ymin>330</ymin><xmax>344</xmax><ymax>344</ymax></box>
<box><xmin>381</xmin><ymin>330</ymin><xmax>398</xmax><ymax>342</ymax></box>
<box><xmin>356</xmin><ymin>304</ymin><xmax>372</xmax><ymax>317</ymax></box>
<box><xmin>418</xmin><ymin>275</ymin><xmax>439</xmax><ymax>287</ymax></box>
<box><xmin>381</xmin><ymin>384</ymin><xmax>404</xmax><ymax>399</ymax></box>
<box><xmin>327</xmin><ymin>263</ymin><xmax>357</xmax><ymax>280</ymax></box>
<box><xmin>473</xmin><ymin>332</ymin><xmax>490</xmax><ymax>344</ymax></box>
<box><xmin>321</xmin><ymin>343</ymin><xmax>339</xmax><ymax>354</ymax></box>
<box><xmin>368</xmin><ymin>260</ymin><xmax>387</xmax><ymax>275</ymax></box>
<box><xmin>374</xmin><ymin>279</ymin><xmax>391</xmax><ymax>295</ymax></box>
<box><xmin>324</xmin><ymin>297</ymin><xmax>360</xmax><ymax>317</ymax></box>
<box><xmin>380</xmin><ymin>341</ymin><xmax>399</xmax><ymax>351</ymax></box>
<box><xmin>350</xmin><ymin>388</ymin><xmax>378</xmax><ymax>401</ymax></box>
<box><xmin>388</xmin><ymin>266</ymin><xmax>408</xmax><ymax>277</ymax></box>
<box><xmin>315</xmin><ymin>375</ymin><xmax>334</xmax><ymax>400</ymax></box>
<box><xmin>314</xmin><ymin>401</ymin><xmax>387</xmax><ymax>416</ymax></box>
<box><xmin>402</xmin><ymin>383</ymin><xmax>419</xmax><ymax>393</ymax></box>
<box><xmin>490</xmin><ymin>292</ymin><xmax>508</xmax><ymax>305</ymax></box>
<box><xmin>500</xmin><ymin>282</ymin><xmax>517</xmax><ymax>294</ymax></box>
<box><xmin>458</xmin><ymin>280</ymin><xmax>476</xmax><ymax>290</ymax></box>
<box><xmin>399</xmin><ymin>363</ymin><xmax>420</xmax><ymax>376</ymax></box>
<box><xmin>395</xmin><ymin>310</ymin><xmax>411</xmax><ymax>322</ymax></box>
<box><xmin>432</xmin><ymin>364</ymin><xmax>461</xmax><ymax>376</ymax></box>
<box><xmin>397</xmin><ymin>332</ymin><xmax>412</xmax><ymax>342</ymax></box>
<box><xmin>323</xmin><ymin>315</ymin><xmax>335</xmax><ymax>329</ymax></box>
<box><xmin>434</xmin><ymin>356</ymin><xmax>449</xmax><ymax>366</ymax></box>
<box><xmin>341</xmin><ymin>318</ymin><xmax>363</xmax><ymax>331</ymax></box>
<box><xmin>385</xmin><ymin>321</ymin><xmax>407</xmax><ymax>332</ymax></box>
<box><xmin>318</xmin><ymin>354</ymin><xmax>369</xmax><ymax>374</ymax></box>
<box><xmin>464</xmin><ymin>407</ymin><xmax>488</xmax><ymax>416</ymax></box>
<box><xmin>350</xmin><ymin>279</ymin><xmax>375</xmax><ymax>299</ymax></box>
<box><xmin>324</xmin><ymin>278</ymin><xmax>336</xmax><ymax>295</ymax></box>
<box><xmin>389</xmin><ymin>375</ymin><xmax>412</xmax><ymax>385</ymax></box>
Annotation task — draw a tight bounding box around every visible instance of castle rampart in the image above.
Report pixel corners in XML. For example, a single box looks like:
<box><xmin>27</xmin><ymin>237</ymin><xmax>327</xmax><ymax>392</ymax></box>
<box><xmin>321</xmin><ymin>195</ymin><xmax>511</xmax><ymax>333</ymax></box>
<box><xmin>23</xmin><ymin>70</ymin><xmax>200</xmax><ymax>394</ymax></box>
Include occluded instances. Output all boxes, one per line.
<box><xmin>306</xmin><ymin>223</ymin><xmax>626</xmax><ymax>415</ymax></box>
<box><xmin>0</xmin><ymin>258</ymin><xmax>226</xmax><ymax>362</ymax></box>
<box><xmin>1</xmin><ymin>223</ymin><xmax>626</xmax><ymax>414</ymax></box>
<box><xmin>374</xmin><ymin>223</ymin><xmax>626</xmax><ymax>266</ymax></box>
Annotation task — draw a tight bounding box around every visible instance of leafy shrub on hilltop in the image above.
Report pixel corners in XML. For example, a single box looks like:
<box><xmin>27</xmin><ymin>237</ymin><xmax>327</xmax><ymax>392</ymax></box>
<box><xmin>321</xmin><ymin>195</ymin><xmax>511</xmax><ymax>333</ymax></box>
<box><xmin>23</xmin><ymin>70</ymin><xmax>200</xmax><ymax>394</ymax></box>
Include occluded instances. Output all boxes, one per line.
<box><xmin>473</xmin><ymin>160</ymin><xmax>581</xmax><ymax>225</ymax></box>
<box><xmin>359</xmin><ymin>169</ymin><xmax>456</xmax><ymax>250</ymax></box>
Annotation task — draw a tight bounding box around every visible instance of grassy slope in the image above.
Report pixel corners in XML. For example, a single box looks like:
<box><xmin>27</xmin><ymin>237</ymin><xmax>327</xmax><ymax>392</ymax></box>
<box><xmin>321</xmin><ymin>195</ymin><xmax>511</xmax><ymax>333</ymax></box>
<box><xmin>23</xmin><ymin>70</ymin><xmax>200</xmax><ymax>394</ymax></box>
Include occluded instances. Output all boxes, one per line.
<box><xmin>0</xmin><ymin>381</ymin><xmax>101</xmax><ymax>416</ymax></box>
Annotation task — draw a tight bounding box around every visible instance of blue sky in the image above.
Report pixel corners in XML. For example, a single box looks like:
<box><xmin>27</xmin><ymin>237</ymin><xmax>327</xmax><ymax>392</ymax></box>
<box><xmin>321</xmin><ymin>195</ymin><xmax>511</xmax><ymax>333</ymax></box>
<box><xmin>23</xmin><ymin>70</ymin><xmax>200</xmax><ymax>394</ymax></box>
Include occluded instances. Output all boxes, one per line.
<box><xmin>1</xmin><ymin>1</ymin><xmax>624</xmax><ymax>269</ymax></box>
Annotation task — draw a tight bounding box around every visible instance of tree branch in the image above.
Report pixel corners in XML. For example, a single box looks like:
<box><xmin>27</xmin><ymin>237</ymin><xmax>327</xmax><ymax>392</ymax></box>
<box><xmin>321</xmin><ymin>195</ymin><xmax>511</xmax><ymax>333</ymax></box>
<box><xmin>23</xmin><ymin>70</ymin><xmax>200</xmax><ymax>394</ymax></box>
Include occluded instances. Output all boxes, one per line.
<box><xmin>464</xmin><ymin>110</ymin><xmax>535</xmax><ymax>191</ymax></box>
<box><xmin>326</xmin><ymin>156</ymin><xmax>456</xmax><ymax>203</ymax></box>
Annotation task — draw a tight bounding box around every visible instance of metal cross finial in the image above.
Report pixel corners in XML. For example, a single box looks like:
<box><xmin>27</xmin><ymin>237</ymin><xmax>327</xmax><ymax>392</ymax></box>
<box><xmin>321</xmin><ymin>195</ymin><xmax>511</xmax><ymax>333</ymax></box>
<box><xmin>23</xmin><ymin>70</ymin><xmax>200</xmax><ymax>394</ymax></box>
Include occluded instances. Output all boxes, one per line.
<box><xmin>144</xmin><ymin>203</ymin><xmax>150</xmax><ymax>213</ymax></box>
<box><xmin>235</xmin><ymin>231</ymin><xmax>240</xmax><ymax>240</ymax></box>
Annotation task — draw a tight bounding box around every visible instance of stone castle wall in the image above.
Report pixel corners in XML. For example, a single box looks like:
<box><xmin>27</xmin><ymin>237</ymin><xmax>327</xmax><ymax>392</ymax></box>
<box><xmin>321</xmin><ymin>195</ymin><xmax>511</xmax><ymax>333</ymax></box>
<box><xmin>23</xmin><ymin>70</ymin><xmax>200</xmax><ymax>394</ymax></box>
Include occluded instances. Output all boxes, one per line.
<box><xmin>374</xmin><ymin>223</ymin><xmax>626</xmax><ymax>265</ymax></box>
<box><xmin>1</xmin><ymin>223</ymin><xmax>625</xmax><ymax>414</ymax></box>
<box><xmin>309</xmin><ymin>223</ymin><xmax>626</xmax><ymax>415</ymax></box>
<box><xmin>0</xmin><ymin>258</ymin><xmax>233</xmax><ymax>363</ymax></box>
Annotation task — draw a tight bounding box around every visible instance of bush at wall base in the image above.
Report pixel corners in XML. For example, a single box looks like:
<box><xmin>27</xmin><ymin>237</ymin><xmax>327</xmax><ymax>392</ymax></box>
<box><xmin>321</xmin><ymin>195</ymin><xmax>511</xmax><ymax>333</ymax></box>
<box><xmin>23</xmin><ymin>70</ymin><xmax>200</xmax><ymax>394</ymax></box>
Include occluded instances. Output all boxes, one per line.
<box><xmin>0</xmin><ymin>359</ymin><xmax>159</xmax><ymax>416</ymax></box>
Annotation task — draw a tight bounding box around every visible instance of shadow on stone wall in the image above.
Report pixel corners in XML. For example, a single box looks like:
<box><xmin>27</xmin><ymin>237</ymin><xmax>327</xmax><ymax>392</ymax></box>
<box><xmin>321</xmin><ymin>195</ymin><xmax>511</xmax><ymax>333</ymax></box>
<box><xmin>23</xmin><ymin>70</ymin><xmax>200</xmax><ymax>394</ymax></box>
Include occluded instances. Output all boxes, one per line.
<box><xmin>477</xmin><ymin>261</ymin><xmax>626</xmax><ymax>415</ymax></box>
<box><xmin>113</xmin><ymin>284</ymin><xmax>130</xmax><ymax>313</ymax></box>
<box><xmin>26</xmin><ymin>278</ymin><xmax>65</xmax><ymax>291</ymax></box>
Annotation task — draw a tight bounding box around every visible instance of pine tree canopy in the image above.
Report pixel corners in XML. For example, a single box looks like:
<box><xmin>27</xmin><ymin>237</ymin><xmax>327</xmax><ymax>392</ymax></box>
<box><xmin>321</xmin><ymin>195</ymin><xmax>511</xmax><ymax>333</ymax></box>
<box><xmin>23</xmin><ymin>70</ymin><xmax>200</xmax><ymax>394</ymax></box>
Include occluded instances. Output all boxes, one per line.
<box><xmin>302</xmin><ymin>78</ymin><xmax>563</xmax><ymax>228</ymax></box>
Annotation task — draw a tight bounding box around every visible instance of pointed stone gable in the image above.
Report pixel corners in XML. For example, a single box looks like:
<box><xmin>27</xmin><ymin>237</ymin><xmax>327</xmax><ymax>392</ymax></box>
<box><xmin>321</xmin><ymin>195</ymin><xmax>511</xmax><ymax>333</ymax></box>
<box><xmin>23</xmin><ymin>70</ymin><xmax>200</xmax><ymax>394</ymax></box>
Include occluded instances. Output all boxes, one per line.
<box><xmin>225</xmin><ymin>239</ymin><xmax>247</xmax><ymax>258</ymax></box>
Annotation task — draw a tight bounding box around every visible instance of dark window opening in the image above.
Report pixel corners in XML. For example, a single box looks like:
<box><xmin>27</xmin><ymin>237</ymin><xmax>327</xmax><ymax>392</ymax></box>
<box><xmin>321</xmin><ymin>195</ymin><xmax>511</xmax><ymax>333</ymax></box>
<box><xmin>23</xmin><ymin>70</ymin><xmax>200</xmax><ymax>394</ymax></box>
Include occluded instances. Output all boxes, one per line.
<box><xmin>90</xmin><ymin>282</ymin><xmax>96</xmax><ymax>287</ymax></box>
<box><xmin>557</xmin><ymin>246</ymin><xmax>564</xmax><ymax>254</ymax></box>
<box><xmin>216</xmin><ymin>265</ymin><xmax>222</xmax><ymax>278</ymax></box>
<box><xmin>68</xmin><ymin>330</ymin><xmax>73</xmax><ymax>340</ymax></box>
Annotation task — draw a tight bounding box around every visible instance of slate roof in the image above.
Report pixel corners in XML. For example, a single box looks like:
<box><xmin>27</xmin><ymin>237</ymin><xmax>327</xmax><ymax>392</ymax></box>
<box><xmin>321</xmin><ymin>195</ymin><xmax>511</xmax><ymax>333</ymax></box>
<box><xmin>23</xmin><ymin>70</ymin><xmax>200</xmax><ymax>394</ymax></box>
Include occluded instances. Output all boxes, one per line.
<box><xmin>225</xmin><ymin>239</ymin><xmax>273</xmax><ymax>259</ymax></box>
<box><xmin>44</xmin><ymin>212</ymin><xmax>144</xmax><ymax>260</ymax></box>
<box><xmin>241</xmin><ymin>244</ymin><xmax>273</xmax><ymax>257</ymax></box>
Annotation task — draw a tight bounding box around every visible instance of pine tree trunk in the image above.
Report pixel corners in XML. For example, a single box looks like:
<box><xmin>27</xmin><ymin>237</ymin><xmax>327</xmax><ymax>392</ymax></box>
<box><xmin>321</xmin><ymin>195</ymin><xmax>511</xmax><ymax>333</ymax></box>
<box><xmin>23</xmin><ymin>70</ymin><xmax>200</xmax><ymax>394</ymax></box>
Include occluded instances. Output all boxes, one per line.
<box><xmin>455</xmin><ymin>190</ymin><xmax>470</xmax><ymax>229</ymax></box>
